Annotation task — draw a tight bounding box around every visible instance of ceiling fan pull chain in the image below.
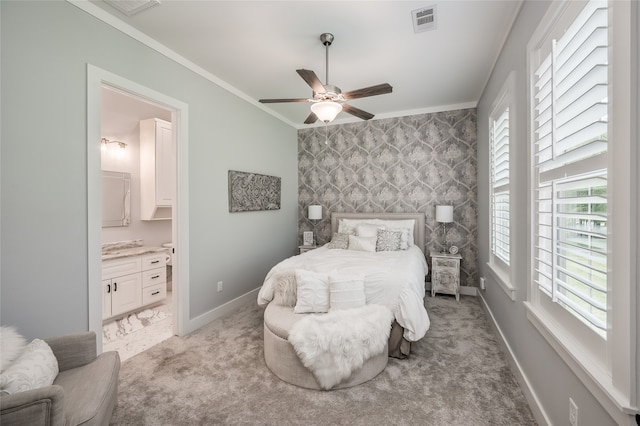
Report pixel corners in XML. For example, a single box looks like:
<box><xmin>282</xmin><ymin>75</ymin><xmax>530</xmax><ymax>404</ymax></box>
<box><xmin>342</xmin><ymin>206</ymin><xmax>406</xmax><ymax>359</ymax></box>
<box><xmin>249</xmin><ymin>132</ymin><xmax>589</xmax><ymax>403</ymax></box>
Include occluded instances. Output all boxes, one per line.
<box><xmin>325</xmin><ymin>123</ymin><xmax>329</xmax><ymax>145</ymax></box>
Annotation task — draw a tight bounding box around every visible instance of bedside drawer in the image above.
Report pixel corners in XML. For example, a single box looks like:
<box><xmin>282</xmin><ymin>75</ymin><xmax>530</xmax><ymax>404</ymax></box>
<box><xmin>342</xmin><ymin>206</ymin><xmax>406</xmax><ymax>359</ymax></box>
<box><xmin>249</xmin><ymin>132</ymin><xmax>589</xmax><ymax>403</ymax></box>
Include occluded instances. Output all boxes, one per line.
<box><xmin>142</xmin><ymin>283</ymin><xmax>166</xmax><ymax>305</ymax></box>
<box><xmin>142</xmin><ymin>267</ymin><xmax>166</xmax><ymax>288</ymax></box>
<box><xmin>432</xmin><ymin>258</ymin><xmax>459</xmax><ymax>269</ymax></box>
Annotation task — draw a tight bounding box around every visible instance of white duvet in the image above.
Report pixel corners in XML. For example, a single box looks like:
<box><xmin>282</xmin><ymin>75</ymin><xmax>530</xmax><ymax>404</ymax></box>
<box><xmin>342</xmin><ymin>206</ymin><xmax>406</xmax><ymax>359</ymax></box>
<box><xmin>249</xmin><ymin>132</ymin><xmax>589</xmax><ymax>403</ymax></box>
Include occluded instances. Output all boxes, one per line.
<box><xmin>257</xmin><ymin>245</ymin><xmax>430</xmax><ymax>342</ymax></box>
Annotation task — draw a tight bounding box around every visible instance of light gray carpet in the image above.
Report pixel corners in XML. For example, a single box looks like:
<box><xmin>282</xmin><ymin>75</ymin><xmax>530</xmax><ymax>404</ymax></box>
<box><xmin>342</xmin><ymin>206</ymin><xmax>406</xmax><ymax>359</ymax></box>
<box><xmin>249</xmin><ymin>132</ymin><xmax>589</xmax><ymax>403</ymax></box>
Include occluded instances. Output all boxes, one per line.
<box><xmin>110</xmin><ymin>295</ymin><xmax>537</xmax><ymax>425</ymax></box>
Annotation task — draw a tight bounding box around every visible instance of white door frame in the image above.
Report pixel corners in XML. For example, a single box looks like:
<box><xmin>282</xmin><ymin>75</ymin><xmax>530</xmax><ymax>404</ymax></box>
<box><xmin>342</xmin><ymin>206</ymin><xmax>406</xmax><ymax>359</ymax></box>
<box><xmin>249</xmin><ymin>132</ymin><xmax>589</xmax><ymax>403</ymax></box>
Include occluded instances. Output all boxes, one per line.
<box><xmin>87</xmin><ymin>64</ymin><xmax>189</xmax><ymax>352</ymax></box>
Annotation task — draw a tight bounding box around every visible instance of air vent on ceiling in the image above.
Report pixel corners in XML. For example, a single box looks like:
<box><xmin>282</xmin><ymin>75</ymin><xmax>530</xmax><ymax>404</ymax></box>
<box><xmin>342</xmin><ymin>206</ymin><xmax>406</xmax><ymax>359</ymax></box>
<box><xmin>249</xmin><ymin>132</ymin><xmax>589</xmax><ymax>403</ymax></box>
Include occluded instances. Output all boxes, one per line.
<box><xmin>104</xmin><ymin>0</ymin><xmax>160</xmax><ymax>16</ymax></box>
<box><xmin>412</xmin><ymin>5</ymin><xmax>437</xmax><ymax>33</ymax></box>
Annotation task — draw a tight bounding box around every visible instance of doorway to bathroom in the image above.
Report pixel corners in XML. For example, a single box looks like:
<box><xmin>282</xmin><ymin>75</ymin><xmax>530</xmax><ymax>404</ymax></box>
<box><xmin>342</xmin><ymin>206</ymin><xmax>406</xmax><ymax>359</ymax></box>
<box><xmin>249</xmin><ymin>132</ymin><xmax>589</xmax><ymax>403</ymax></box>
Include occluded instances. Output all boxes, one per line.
<box><xmin>100</xmin><ymin>87</ymin><xmax>175</xmax><ymax>361</ymax></box>
<box><xmin>87</xmin><ymin>65</ymin><xmax>190</xmax><ymax>358</ymax></box>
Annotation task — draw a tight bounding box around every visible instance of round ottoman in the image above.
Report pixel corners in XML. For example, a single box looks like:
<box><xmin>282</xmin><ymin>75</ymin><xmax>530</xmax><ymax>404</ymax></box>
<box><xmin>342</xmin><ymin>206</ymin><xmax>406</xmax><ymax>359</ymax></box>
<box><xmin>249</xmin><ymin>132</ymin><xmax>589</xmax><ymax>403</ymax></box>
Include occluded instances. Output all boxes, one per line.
<box><xmin>263</xmin><ymin>303</ymin><xmax>388</xmax><ymax>390</ymax></box>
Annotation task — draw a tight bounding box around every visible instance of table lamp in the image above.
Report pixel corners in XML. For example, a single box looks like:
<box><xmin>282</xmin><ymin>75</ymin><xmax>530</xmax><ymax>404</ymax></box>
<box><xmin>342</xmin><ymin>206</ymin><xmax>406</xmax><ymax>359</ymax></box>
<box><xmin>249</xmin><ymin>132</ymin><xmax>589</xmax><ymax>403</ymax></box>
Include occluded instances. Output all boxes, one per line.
<box><xmin>436</xmin><ymin>205</ymin><xmax>453</xmax><ymax>253</ymax></box>
<box><xmin>308</xmin><ymin>205</ymin><xmax>322</xmax><ymax>245</ymax></box>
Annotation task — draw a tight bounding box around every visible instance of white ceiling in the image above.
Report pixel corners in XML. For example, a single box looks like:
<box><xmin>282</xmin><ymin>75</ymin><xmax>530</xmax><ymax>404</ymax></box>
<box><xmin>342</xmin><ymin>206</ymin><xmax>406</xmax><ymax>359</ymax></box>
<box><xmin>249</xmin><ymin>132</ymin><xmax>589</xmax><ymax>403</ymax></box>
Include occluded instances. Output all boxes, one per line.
<box><xmin>88</xmin><ymin>0</ymin><xmax>522</xmax><ymax>128</ymax></box>
<box><xmin>101</xmin><ymin>87</ymin><xmax>172</xmax><ymax>141</ymax></box>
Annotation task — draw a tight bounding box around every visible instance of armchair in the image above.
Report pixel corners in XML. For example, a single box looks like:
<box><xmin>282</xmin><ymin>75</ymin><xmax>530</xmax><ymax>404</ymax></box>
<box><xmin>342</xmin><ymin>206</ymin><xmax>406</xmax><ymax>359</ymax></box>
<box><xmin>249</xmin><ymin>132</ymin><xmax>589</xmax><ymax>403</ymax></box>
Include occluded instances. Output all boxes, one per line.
<box><xmin>0</xmin><ymin>332</ymin><xmax>120</xmax><ymax>426</ymax></box>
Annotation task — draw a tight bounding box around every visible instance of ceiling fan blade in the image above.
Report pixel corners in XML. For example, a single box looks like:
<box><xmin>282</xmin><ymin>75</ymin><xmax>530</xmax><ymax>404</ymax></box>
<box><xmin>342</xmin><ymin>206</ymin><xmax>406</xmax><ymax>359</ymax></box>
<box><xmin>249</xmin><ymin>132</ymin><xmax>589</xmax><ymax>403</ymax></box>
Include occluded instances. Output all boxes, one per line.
<box><xmin>259</xmin><ymin>98</ymin><xmax>309</xmax><ymax>103</ymax></box>
<box><xmin>296</xmin><ymin>69</ymin><xmax>326</xmax><ymax>94</ymax></box>
<box><xmin>304</xmin><ymin>112</ymin><xmax>318</xmax><ymax>124</ymax></box>
<box><xmin>343</xmin><ymin>83</ymin><xmax>393</xmax><ymax>100</ymax></box>
<box><xmin>342</xmin><ymin>104</ymin><xmax>375</xmax><ymax>121</ymax></box>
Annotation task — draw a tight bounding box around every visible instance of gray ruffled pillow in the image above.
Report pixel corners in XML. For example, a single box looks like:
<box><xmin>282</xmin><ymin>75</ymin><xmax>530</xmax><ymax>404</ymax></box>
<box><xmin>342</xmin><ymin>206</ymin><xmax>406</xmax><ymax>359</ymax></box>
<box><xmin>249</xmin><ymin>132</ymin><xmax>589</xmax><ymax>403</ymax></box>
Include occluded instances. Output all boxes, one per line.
<box><xmin>327</xmin><ymin>232</ymin><xmax>350</xmax><ymax>249</ymax></box>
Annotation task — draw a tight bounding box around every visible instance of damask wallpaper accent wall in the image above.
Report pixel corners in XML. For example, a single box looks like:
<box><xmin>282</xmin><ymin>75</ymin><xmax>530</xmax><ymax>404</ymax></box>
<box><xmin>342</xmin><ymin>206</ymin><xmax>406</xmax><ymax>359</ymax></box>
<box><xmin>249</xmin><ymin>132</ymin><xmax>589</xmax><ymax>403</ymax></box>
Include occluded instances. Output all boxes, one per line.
<box><xmin>298</xmin><ymin>108</ymin><xmax>478</xmax><ymax>287</ymax></box>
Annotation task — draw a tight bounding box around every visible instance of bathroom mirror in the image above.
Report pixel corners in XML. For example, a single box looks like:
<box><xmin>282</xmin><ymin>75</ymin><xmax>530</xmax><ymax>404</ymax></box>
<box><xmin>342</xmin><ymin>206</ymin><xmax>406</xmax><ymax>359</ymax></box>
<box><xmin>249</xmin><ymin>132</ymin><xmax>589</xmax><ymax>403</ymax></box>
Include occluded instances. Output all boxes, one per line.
<box><xmin>102</xmin><ymin>170</ymin><xmax>131</xmax><ymax>227</ymax></box>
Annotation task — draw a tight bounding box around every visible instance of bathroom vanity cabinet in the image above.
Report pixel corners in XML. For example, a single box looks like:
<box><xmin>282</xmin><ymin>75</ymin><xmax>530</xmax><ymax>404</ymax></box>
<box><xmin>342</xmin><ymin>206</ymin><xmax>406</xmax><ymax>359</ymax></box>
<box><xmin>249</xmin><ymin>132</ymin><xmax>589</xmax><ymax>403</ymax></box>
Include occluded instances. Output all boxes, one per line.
<box><xmin>102</xmin><ymin>252</ymin><xmax>167</xmax><ymax>321</ymax></box>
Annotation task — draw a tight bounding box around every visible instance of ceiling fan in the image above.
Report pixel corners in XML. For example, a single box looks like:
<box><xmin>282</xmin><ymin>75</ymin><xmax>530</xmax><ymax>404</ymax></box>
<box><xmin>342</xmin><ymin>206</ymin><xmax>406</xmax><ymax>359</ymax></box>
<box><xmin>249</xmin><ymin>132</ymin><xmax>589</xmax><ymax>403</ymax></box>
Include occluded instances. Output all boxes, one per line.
<box><xmin>259</xmin><ymin>33</ymin><xmax>393</xmax><ymax>124</ymax></box>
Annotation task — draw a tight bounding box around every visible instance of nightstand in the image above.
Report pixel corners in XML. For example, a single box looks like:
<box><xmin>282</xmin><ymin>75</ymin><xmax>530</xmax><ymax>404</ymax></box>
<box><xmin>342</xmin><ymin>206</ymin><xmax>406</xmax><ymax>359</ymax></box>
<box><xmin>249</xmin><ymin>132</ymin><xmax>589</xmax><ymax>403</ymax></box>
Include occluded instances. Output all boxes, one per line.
<box><xmin>298</xmin><ymin>245</ymin><xmax>317</xmax><ymax>254</ymax></box>
<box><xmin>430</xmin><ymin>251</ymin><xmax>462</xmax><ymax>301</ymax></box>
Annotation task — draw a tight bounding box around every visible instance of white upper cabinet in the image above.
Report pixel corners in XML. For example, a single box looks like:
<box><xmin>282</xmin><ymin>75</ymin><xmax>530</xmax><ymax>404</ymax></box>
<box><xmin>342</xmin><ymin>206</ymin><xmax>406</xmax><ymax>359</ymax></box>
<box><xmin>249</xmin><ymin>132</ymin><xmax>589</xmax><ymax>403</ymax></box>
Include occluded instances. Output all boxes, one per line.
<box><xmin>140</xmin><ymin>118</ymin><xmax>174</xmax><ymax>220</ymax></box>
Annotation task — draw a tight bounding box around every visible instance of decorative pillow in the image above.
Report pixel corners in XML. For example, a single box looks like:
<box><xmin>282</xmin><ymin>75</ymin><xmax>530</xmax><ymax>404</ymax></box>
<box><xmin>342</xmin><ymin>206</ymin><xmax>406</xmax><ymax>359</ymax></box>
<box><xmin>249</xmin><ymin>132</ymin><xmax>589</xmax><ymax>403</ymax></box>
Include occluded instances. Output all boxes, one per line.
<box><xmin>379</xmin><ymin>219</ymin><xmax>416</xmax><ymax>246</ymax></box>
<box><xmin>0</xmin><ymin>326</ymin><xmax>27</xmax><ymax>372</ymax></box>
<box><xmin>272</xmin><ymin>271</ymin><xmax>298</xmax><ymax>307</ymax></box>
<box><xmin>376</xmin><ymin>229</ymin><xmax>402</xmax><ymax>251</ymax></box>
<box><xmin>327</xmin><ymin>232</ymin><xmax>349</xmax><ymax>250</ymax></box>
<box><xmin>0</xmin><ymin>339</ymin><xmax>58</xmax><ymax>395</ymax></box>
<box><xmin>348</xmin><ymin>235</ymin><xmax>377</xmax><ymax>252</ymax></box>
<box><xmin>294</xmin><ymin>269</ymin><xmax>331</xmax><ymax>313</ymax></box>
<box><xmin>329</xmin><ymin>273</ymin><xmax>366</xmax><ymax>311</ymax></box>
<box><xmin>355</xmin><ymin>223</ymin><xmax>385</xmax><ymax>238</ymax></box>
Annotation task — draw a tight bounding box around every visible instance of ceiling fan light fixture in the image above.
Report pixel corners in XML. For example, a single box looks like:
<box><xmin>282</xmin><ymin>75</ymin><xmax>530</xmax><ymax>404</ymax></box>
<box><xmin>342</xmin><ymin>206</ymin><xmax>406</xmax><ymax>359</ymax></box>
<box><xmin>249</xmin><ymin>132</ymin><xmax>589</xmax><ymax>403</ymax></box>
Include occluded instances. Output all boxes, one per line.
<box><xmin>259</xmin><ymin>33</ymin><xmax>392</xmax><ymax>124</ymax></box>
<box><xmin>311</xmin><ymin>101</ymin><xmax>342</xmax><ymax>123</ymax></box>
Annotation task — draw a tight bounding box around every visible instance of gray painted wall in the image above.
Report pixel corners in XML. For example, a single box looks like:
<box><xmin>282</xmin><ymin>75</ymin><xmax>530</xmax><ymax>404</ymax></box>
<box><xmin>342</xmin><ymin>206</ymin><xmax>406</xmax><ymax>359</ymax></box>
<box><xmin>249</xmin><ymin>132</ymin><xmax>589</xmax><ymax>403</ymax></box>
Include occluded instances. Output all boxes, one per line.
<box><xmin>1</xmin><ymin>1</ymin><xmax>298</xmax><ymax>337</ymax></box>
<box><xmin>477</xmin><ymin>1</ymin><xmax>638</xmax><ymax>425</ymax></box>
<box><xmin>298</xmin><ymin>110</ymin><xmax>478</xmax><ymax>286</ymax></box>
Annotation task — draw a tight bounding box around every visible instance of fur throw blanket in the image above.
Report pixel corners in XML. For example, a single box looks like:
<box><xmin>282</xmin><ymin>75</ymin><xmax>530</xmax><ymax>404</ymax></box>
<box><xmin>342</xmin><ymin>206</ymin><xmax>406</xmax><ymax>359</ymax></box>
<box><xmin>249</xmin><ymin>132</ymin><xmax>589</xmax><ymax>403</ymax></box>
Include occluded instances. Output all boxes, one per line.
<box><xmin>288</xmin><ymin>304</ymin><xmax>393</xmax><ymax>390</ymax></box>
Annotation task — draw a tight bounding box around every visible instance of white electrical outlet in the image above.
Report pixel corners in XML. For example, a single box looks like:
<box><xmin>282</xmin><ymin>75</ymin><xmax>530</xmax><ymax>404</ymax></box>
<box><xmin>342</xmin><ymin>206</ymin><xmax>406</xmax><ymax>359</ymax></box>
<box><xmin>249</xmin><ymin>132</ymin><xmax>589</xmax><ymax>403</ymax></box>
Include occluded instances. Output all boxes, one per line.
<box><xmin>479</xmin><ymin>277</ymin><xmax>486</xmax><ymax>290</ymax></box>
<box><xmin>217</xmin><ymin>281</ymin><xmax>223</xmax><ymax>292</ymax></box>
<box><xmin>569</xmin><ymin>398</ymin><xmax>578</xmax><ymax>426</ymax></box>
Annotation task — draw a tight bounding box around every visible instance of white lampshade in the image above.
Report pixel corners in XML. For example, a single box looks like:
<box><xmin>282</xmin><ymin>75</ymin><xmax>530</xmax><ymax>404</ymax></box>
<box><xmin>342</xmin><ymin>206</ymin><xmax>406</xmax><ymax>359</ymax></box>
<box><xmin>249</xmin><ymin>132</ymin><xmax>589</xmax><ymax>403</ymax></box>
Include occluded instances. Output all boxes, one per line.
<box><xmin>436</xmin><ymin>205</ymin><xmax>453</xmax><ymax>223</ymax></box>
<box><xmin>310</xmin><ymin>101</ymin><xmax>342</xmax><ymax>123</ymax></box>
<box><xmin>308</xmin><ymin>205</ymin><xmax>322</xmax><ymax>220</ymax></box>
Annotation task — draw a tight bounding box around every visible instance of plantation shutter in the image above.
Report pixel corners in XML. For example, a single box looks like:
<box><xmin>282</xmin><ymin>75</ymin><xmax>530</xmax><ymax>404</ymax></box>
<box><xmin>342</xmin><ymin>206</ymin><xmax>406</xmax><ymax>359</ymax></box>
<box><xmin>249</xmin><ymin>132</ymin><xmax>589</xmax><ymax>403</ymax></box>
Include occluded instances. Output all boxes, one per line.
<box><xmin>532</xmin><ymin>0</ymin><xmax>608</xmax><ymax>335</ymax></box>
<box><xmin>490</xmin><ymin>107</ymin><xmax>510</xmax><ymax>265</ymax></box>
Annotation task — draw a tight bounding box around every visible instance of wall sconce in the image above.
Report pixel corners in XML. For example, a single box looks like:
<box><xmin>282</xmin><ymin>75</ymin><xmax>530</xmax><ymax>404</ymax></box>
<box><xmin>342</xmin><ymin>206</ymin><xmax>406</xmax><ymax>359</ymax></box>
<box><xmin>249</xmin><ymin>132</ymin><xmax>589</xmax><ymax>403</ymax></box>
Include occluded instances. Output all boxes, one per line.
<box><xmin>436</xmin><ymin>205</ymin><xmax>453</xmax><ymax>253</ymax></box>
<box><xmin>101</xmin><ymin>138</ymin><xmax>127</xmax><ymax>153</ymax></box>
<box><xmin>308</xmin><ymin>205</ymin><xmax>323</xmax><ymax>245</ymax></box>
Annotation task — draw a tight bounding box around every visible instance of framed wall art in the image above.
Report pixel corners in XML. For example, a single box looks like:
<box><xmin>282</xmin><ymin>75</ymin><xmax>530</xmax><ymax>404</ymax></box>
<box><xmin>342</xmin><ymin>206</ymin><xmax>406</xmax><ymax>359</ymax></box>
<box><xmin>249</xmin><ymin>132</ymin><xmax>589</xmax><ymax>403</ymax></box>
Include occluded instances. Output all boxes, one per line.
<box><xmin>303</xmin><ymin>231</ymin><xmax>314</xmax><ymax>246</ymax></box>
<box><xmin>228</xmin><ymin>170</ymin><xmax>281</xmax><ymax>212</ymax></box>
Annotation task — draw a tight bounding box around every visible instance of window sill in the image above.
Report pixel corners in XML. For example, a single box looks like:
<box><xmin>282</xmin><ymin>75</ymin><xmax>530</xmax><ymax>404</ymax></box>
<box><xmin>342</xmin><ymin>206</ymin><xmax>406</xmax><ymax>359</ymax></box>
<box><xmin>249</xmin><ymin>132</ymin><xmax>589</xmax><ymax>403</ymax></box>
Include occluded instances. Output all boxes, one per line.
<box><xmin>524</xmin><ymin>302</ymin><xmax>637</xmax><ymax>424</ymax></box>
<box><xmin>486</xmin><ymin>262</ymin><xmax>516</xmax><ymax>301</ymax></box>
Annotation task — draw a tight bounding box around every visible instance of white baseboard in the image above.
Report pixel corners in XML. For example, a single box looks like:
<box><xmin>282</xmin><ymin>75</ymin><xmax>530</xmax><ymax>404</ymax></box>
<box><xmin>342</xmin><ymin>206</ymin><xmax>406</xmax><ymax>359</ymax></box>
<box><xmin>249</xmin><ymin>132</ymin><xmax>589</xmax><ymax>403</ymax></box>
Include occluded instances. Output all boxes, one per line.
<box><xmin>478</xmin><ymin>292</ymin><xmax>551</xmax><ymax>426</ymax></box>
<box><xmin>184</xmin><ymin>287</ymin><xmax>260</xmax><ymax>335</ymax></box>
<box><xmin>460</xmin><ymin>285</ymin><xmax>478</xmax><ymax>296</ymax></box>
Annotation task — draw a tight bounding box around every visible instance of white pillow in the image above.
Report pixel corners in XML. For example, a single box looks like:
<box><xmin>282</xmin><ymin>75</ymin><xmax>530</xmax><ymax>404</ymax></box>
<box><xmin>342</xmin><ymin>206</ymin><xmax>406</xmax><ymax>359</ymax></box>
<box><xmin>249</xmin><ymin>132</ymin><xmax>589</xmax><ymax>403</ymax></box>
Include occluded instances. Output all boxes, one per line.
<box><xmin>272</xmin><ymin>271</ymin><xmax>298</xmax><ymax>307</ymax></box>
<box><xmin>395</xmin><ymin>228</ymin><xmax>411</xmax><ymax>250</ymax></box>
<box><xmin>338</xmin><ymin>218</ymin><xmax>416</xmax><ymax>245</ymax></box>
<box><xmin>294</xmin><ymin>269</ymin><xmax>330</xmax><ymax>313</ymax></box>
<box><xmin>0</xmin><ymin>326</ymin><xmax>27</xmax><ymax>371</ymax></box>
<box><xmin>0</xmin><ymin>339</ymin><xmax>59</xmax><ymax>395</ymax></box>
<box><xmin>329</xmin><ymin>274</ymin><xmax>366</xmax><ymax>311</ymax></box>
<box><xmin>338</xmin><ymin>219</ymin><xmax>383</xmax><ymax>235</ymax></box>
<box><xmin>355</xmin><ymin>223</ymin><xmax>385</xmax><ymax>238</ymax></box>
<box><xmin>348</xmin><ymin>235</ymin><xmax>377</xmax><ymax>252</ymax></box>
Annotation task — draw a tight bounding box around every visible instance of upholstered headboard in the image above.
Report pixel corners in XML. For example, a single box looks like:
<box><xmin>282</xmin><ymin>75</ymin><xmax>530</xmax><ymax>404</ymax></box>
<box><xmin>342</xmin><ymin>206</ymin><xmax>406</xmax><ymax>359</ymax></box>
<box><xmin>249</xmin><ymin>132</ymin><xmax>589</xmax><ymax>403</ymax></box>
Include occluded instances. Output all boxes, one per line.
<box><xmin>330</xmin><ymin>212</ymin><xmax>426</xmax><ymax>254</ymax></box>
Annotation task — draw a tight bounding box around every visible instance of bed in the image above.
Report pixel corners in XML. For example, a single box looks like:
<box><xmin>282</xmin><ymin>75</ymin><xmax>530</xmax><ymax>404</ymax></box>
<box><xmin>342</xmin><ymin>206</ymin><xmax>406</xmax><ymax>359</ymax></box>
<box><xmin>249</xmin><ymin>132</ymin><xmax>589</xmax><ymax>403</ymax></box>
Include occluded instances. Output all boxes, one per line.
<box><xmin>257</xmin><ymin>212</ymin><xmax>430</xmax><ymax>359</ymax></box>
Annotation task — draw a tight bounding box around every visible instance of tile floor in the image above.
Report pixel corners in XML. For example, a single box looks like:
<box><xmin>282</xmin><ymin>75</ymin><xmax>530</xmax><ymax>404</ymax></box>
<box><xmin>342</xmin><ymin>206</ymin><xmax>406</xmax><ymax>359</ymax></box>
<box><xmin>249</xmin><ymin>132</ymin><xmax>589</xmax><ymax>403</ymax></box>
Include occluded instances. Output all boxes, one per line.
<box><xmin>103</xmin><ymin>292</ymin><xmax>174</xmax><ymax>362</ymax></box>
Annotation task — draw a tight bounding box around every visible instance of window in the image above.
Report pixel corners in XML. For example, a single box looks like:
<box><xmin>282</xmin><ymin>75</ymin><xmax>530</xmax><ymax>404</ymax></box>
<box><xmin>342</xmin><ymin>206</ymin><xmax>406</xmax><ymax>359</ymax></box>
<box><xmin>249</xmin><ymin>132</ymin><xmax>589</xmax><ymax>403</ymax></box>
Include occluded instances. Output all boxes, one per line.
<box><xmin>526</xmin><ymin>0</ymin><xmax>636</xmax><ymax>420</ymax></box>
<box><xmin>532</xmin><ymin>0</ymin><xmax>608</xmax><ymax>336</ymax></box>
<box><xmin>488</xmin><ymin>72</ymin><xmax>515</xmax><ymax>299</ymax></box>
<box><xmin>490</xmin><ymin>101</ymin><xmax>510</xmax><ymax>265</ymax></box>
